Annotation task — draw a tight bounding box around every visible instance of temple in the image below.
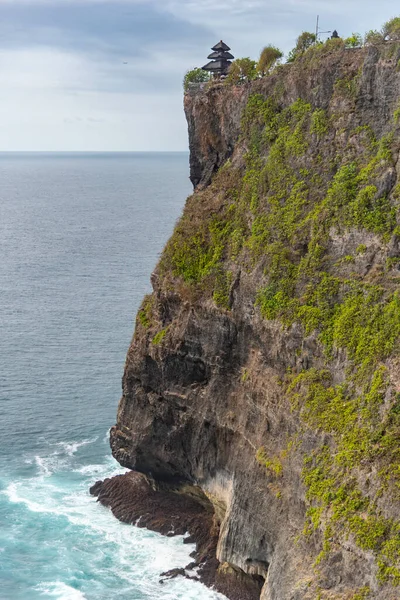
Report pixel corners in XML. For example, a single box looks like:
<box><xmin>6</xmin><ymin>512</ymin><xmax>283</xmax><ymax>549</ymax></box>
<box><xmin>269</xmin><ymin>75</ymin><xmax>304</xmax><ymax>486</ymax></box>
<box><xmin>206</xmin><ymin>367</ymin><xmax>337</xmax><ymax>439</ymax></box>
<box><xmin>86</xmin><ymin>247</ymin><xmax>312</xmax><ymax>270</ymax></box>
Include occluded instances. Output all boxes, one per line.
<box><xmin>202</xmin><ymin>41</ymin><xmax>234</xmax><ymax>77</ymax></box>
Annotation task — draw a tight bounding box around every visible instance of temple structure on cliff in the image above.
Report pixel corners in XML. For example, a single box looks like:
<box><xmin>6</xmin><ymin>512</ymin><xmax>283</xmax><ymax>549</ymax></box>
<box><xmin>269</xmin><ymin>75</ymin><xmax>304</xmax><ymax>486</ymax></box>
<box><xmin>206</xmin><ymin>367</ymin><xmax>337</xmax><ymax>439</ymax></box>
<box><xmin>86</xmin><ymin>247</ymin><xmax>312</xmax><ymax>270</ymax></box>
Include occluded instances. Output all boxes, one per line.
<box><xmin>202</xmin><ymin>41</ymin><xmax>234</xmax><ymax>77</ymax></box>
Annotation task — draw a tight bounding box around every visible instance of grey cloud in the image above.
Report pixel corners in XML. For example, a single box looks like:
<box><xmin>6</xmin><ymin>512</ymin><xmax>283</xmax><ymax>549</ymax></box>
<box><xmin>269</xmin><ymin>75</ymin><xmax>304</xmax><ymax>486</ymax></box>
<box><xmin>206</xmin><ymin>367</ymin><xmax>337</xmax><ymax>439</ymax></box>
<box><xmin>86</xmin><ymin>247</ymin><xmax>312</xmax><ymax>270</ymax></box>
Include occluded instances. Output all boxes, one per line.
<box><xmin>0</xmin><ymin>0</ymin><xmax>398</xmax><ymax>151</ymax></box>
<box><xmin>0</xmin><ymin>1</ymin><xmax>211</xmax><ymax>55</ymax></box>
<box><xmin>0</xmin><ymin>1</ymin><xmax>217</xmax><ymax>95</ymax></box>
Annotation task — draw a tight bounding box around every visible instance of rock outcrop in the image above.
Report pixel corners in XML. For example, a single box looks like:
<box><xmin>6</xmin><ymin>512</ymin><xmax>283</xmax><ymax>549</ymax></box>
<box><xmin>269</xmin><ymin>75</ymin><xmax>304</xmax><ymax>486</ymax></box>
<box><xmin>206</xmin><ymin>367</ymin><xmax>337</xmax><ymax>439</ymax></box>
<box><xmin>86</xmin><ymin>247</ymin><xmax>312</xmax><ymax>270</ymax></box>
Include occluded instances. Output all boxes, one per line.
<box><xmin>104</xmin><ymin>42</ymin><xmax>400</xmax><ymax>600</ymax></box>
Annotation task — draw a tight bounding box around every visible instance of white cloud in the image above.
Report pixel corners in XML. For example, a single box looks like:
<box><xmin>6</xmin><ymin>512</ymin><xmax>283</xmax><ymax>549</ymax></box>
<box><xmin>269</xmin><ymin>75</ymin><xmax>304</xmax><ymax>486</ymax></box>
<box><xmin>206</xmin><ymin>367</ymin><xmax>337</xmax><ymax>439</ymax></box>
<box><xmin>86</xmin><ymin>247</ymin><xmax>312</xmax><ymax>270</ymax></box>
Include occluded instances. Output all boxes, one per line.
<box><xmin>0</xmin><ymin>47</ymin><xmax>187</xmax><ymax>150</ymax></box>
<box><xmin>0</xmin><ymin>47</ymin><xmax>97</xmax><ymax>91</ymax></box>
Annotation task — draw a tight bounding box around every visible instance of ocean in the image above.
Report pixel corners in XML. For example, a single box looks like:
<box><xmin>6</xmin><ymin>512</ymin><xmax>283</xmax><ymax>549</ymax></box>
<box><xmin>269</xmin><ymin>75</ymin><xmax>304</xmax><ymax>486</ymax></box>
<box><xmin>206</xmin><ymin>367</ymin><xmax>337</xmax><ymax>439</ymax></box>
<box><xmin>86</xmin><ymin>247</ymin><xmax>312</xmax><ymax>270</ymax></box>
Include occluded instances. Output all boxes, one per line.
<box><xmin>0</xmin><ymin>152</ymin><xmax>226</xmax><ymax>600</ymax></box>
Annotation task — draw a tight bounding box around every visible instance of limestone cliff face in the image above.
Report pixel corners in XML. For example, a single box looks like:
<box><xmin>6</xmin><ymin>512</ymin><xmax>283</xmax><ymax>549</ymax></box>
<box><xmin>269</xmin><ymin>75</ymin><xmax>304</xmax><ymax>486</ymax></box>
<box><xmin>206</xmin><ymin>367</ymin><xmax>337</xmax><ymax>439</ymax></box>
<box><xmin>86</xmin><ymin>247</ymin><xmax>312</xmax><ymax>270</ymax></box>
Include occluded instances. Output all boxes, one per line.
<box><xmin>185</xmin><ymin>84</ymin><xmax>250</xmax><ymax>187</ymax></box>
<box><xmin>111</xmin><ymin>43</ymin><xmax>400</xmax><ymax>600</ymax></box>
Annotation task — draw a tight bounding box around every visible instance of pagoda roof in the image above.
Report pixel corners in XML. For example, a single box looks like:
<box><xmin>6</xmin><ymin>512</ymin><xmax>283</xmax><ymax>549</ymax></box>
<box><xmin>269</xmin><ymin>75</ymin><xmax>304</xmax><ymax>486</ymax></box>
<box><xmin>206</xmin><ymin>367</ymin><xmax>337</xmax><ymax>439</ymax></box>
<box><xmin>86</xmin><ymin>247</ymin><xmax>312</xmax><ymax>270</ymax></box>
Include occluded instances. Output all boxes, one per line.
<box><xmin>207</xmin><ymin>50</ymin><xmax>234</xmax><ymax>60</ymax></box>
<box><xmin>211</xmin><ymin>40</ymin><xmax>231</xmax><ymax>51</ymax></box>
<box><xmin>202</xmin><ymin>59</ymin><xmax>232</xmax><ymax>72</ymax></box>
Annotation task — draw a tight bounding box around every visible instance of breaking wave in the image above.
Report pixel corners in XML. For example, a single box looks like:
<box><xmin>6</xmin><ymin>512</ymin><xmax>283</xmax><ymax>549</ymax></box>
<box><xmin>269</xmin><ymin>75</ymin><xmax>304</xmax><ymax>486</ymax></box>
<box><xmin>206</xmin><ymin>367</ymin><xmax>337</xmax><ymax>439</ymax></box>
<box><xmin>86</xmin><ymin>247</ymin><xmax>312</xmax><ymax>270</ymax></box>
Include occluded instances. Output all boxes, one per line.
<box><xmin>1</xmin><ymin>434</ymin><xmax>226</xmax><ymax>600</ymax></box>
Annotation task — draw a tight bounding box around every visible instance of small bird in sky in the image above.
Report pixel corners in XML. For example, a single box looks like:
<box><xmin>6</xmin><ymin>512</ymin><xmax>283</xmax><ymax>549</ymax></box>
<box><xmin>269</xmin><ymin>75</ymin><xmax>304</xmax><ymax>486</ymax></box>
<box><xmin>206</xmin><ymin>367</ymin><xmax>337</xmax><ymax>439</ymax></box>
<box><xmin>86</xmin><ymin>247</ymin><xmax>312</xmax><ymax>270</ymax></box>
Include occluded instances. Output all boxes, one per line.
<box><xmin>123</xmin><ymin>61</ymin><xmax>128</xmax><ymax>64</ymax></box>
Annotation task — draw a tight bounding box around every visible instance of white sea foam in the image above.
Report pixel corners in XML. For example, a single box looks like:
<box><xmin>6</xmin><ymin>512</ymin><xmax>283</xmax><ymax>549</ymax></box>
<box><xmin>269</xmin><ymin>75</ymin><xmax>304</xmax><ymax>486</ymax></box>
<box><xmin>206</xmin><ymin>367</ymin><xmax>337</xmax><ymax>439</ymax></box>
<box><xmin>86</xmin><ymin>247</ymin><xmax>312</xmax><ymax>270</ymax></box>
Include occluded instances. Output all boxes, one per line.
<box><xmin>102</xmin><ymin>428</ymin><xmax>112</xmax><ymax>445</ymax></box>
<box><xmin>73</xmin><ymin>459</ymin><xmax>126</xmax><ymax>478</ymax></box>
<box><xmin>27</xmin><ymin>437</ymin><xmax>100</xmax><ymax>479</ymax></box>
<box><xmin>4</xmin><ymin>482</ymin><xmax>62</xmax><ymax>516</ymax></box>
<box><xmin>35</xmin><ymin>455</ymin><xmax>54</xmax><ymax>477</ymax></box>
<box><xmin>34</xmin><ymin>581</ymin><xmax>87</xmax><ymax>599</ymax></box>
<box><xmin>2</xmin><ymin>438</ymin><xmax>228</xmax><ymax>600</ymax></box>
<box><xmin>73</xmin><ymin>463</ymin><xmax>108</xmax><ymax>476</ymax></box>
<box><xmin>56</xmin><ymin>438</ymin><xmax>98</xmax><ymax>456</ymax></box>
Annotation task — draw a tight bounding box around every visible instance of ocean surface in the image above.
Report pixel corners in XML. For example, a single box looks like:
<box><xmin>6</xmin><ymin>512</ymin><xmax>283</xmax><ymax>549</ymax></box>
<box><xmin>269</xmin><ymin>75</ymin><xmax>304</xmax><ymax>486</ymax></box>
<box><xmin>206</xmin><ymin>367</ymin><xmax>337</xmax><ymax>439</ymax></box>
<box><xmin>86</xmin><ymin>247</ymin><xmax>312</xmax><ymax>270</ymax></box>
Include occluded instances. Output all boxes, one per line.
<box><xmin>0</xmin><ymin>153</ymin><xmax>226</xmax><ymax>600</ymax></box>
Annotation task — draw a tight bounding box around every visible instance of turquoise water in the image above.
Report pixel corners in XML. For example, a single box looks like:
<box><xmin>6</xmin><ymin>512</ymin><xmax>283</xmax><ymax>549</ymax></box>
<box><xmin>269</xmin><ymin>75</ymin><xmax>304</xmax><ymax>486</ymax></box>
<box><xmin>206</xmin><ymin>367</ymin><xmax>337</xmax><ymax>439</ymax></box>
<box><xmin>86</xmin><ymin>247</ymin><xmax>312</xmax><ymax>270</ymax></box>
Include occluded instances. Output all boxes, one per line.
<box><xmin>0</xmin><ymin>153</ymin><xmax>226</xmax><ymax>600</ymax></box>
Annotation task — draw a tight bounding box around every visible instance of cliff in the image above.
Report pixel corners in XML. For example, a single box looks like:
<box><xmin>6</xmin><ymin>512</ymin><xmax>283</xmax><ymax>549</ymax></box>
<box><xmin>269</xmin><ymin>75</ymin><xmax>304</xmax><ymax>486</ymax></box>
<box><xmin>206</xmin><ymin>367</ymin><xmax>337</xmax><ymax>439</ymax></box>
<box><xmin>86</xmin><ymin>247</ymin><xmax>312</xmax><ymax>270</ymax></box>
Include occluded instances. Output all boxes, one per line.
<box><xmin>106</xmin><ymin>42</ymin><xmax>400</xmax><ymax>600</ymax></box>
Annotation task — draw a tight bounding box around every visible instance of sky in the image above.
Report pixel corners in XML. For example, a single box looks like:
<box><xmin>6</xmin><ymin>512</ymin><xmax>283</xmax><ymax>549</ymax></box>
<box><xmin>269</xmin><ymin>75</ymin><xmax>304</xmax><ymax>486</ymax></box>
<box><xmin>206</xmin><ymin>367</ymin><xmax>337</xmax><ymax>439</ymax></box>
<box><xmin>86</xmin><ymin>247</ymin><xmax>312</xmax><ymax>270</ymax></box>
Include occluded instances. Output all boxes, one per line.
<box><xmin>0</xmin><ymin>0</ymin><xmax>398</xmax><ymax>151</ymax></box>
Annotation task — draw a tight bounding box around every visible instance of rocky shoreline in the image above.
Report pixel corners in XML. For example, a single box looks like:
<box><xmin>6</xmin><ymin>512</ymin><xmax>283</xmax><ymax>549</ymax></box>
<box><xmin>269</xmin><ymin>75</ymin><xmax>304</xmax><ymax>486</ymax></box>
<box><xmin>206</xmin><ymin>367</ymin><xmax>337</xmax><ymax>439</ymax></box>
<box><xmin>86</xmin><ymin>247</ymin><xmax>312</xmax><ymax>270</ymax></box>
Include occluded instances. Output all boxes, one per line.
<box><xmin>90</xmin><ymin>471</ymin><xmax>262</xmax><ymax>600</ymax></box>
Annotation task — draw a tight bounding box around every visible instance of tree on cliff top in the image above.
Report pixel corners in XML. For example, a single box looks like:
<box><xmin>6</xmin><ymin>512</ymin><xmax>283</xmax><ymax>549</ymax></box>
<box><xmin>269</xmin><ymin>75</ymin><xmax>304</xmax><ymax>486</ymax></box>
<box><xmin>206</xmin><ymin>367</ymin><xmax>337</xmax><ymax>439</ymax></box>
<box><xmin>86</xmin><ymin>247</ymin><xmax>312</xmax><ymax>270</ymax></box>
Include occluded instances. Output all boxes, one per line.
<box><xmin>365</xmin><ymin>16</ymin><xmax>400</xmax><ymax>45</ymax></box>
<box><xmin>257</xmin><ymin>45</ymin><xmax>283</xmax><ymax>76</ymax></box>
<box><xmin>226</xmin><ymin>58</ymin><xmax>257</xmax><ymax>84</ymax></box>
<box><xmin>364</xmin><ymin>29</ymin><xmax>384</xmax><ymax>45</ymax></box>
<box><xmin>287</xmin><ymin>31</ymin><xmax>316</xmax><ymax>62</ymax></box>
<box><xmin>344</xmin><ymin>33</ymin><xmax>362</xmax><ymax>48</ymax></box>
<box><xmin>382</xmin><ymin>16</ymin><xmax>400</xmax><ymax>40</ymax></box>
<box><xmin>183</xmin><ymin>68</ymin><xmax>209</xmax><ymax>92</ymax></box>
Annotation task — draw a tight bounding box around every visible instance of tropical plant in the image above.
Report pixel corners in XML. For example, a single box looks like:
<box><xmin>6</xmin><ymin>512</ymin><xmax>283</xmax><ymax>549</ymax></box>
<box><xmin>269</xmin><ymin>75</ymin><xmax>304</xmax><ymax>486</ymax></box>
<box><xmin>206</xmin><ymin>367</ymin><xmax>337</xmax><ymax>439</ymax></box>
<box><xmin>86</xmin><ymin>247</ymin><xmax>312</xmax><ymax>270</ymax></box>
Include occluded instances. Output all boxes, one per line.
<box><xmin>183</xmin><ymin>68</ymin><xmax>209</xmax><ymax>92</ymax></box>
<box><xmin>364</xmin><ymin>29</ymin><xmax>384</xmax><ymax>45</ymax></box>
<box><xmin>226</xmin><ymin>58</ymin><xmax>257</xmax><ymax>84</ymax></box>
<box><xmin>382</xmin><ymin>16</ymin><xmax>400</xmax><ymax>40</ymax></box>
<box><xmin>287</xmin><ymin>31</ymin><xmax>317</xmax><ymax>62</ymax></box>
<box><xmin>344</xmin><ymin>33</ymin><xmax>362</xmax><ymax>48</ymax></box>
<box><xmin>257</xmin><ymin>45</ymin><xmax>283</xmax><ymax>76</ymax></box>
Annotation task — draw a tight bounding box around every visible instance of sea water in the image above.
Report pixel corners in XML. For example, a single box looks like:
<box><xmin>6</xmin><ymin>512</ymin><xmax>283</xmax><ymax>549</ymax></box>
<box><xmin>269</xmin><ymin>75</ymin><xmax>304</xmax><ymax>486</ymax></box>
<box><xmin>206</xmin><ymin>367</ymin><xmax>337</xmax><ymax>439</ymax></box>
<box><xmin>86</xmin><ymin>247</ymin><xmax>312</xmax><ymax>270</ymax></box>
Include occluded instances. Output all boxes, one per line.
<box><xmin>0</xmin><ymin>153</ymin><xmax>226</xmax><ymax>600</ymax></box>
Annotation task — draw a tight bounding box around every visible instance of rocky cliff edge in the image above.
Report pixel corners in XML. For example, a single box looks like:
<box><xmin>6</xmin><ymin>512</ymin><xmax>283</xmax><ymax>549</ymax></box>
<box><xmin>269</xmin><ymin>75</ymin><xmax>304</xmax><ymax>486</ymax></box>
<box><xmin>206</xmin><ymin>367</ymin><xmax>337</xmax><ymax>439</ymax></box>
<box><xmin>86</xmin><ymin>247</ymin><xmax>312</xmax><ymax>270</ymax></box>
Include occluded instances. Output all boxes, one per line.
<box><xmin>100</xmin><ymin>43</ymin><xmax>400</xmax><ymax>600</ymax></box>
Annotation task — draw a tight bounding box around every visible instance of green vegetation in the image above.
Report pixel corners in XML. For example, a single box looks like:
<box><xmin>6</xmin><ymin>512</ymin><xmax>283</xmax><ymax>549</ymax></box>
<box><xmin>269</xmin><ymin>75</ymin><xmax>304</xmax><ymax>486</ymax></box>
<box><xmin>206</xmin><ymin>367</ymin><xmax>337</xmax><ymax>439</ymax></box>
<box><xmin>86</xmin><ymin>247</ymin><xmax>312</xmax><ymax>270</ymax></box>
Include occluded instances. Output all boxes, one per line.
<box><xmin>256</xmin><ymin>447</ymin><xmax>283</xmax><ymax>476</ymax></box>
<box><xmin>351</xmin><ymin>589</ymin><xmax>371</xmax><ymax>600</ymax></box>
<box><xmin>183</xmin><ymin>67</ymin><xmax>209</xmax><ymax>91</ymax></box>
<box><xmin>241</xmin><ymin>368</ymin><xmax>249</xmax><ymax>383</ymax></box>
<box><xmin>152</xmin><ymin>326</ymin><xmax>170</xmax><ymax>346</ymax></box>
<box><xmin>383</xmin><ymin>16</ymin><xmax>400</xmax><ymax>41</ymax></box>
<box><xmin>173</xmin><ymin>20</ymin><xmax>400</xmax><ymax>587</ymax></box>
<box><xmin>183</xmin><ymin>15</ymin><xmax>400</xmax><ymax>92</ymax></box>
<box><xmin>311</xmin><ymin>108</ymin><xmax>329</xmax><ymax>137</ymax></box>
<box><xmin>226</xmin><ymin>58</ymin><xmax>257</xmax><ymax>84</ymax></box>
<box><xmin>394</xmin><ymin>103</ymin><xmax>400</xmax><ymax>124</ymax></box>
<box><xmin>364</xmin><ymin>29</ymin><xmax>384</xmax><ymax>46</ymax></box>
<box><xmin>167</xmin><ymin>217</ymin><xmax>230</xmax><ymax>284</ymax></box>
<box><xmin>212</xmin><ymin>269</ymin><xmax>233</xmax><ymax>309</ymax></box>
<box><xmin>344</xmin><ymin>33</ymin><xmax>363</xmax><ymax>48</ymax></box>
<box><xmin>138</xmin><ymin>295</ymin><xmax>154</xmax><ymax>328</ymax></box>
<box><xmin>257</xmin><ymin>45</ymin><xmax>283</xmax><ymax>76</ymax></box>
<box><xmin>334</xmin><ymin>71</ymin><xmax>361</xmax><ymax>99</ymax></box>
<box><xmin>223</xmin><ymin>45</ymin><xmax>282</xmax><ymax>85</ymax></box>
<box><xmin>287</xmin><ymin>31</ymin><xmax>317</xmax><ymax>62</ymax></box>
<box><xmin>364</xmin><ymin>17</ymin><xmax>400</xmax><ymax>46</ymax></box>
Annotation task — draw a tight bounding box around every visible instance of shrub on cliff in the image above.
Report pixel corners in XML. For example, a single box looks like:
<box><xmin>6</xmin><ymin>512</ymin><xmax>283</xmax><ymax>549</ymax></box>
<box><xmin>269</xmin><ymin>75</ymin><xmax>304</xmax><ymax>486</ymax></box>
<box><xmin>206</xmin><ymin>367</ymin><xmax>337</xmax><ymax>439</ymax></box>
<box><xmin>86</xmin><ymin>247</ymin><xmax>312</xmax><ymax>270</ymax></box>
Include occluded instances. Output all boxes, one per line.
<box><xmin>287</xmin><ymin>31</ymin><xmax>316</xmax><ymax>62</ymax></box>
<box><xmin>183</xmin><ymin>68</ymin><xmax>209</xmax><ymax>92</ymax></box>
<box><xmin>382</xmin><ymin>16</ymin><xmax>400</xmax><ymax>40</ymax></box>
<box><xmin>290</xmin><ymin>36</ymin><xmax>345</xmax><ymax>65</ymax></box>
<box><xmin>257</xmin><ymin>45</ymin><xmax>283</xmax><ymax>76</ymax></box>
<box><xmin>344</xmin><ymin>33</ymin><xmax>362</xmax><ymax>48</ymax></box>
<box><xmin>364</xmin><ymin>29</ymin><xmax>384</xmax><ymax>45</ymax></box>
<box><xmin>364</xmin><ymin>17</ymin><xmax>400</xmax><ymax>45</ymax></box>
<box><xmin>226</xmin><ymin>58</ymin><xmax>257</xmax><ymax>85</ymax></box>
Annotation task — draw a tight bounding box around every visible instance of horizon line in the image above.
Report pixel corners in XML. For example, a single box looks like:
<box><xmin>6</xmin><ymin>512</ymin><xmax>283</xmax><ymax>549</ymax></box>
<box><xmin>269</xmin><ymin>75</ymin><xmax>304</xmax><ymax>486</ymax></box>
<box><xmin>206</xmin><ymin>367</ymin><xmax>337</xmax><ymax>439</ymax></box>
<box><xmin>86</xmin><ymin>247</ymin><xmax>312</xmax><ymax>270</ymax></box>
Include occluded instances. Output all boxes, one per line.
<box><xmin>0</xmin><ymin>150</ymin><xmax>189</xmax><ymax>154</ymax></box>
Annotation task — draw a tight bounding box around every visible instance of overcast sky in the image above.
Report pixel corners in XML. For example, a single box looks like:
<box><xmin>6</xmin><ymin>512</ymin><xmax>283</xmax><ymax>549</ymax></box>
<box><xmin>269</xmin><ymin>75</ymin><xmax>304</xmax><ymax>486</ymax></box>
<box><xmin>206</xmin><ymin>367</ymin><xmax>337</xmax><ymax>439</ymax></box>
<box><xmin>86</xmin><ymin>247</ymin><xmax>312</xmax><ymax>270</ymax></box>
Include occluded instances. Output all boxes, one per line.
<box><xmin>0</xmin><ymin>0</ymin><xmax>398</xmax><ymax>151</ymax></box>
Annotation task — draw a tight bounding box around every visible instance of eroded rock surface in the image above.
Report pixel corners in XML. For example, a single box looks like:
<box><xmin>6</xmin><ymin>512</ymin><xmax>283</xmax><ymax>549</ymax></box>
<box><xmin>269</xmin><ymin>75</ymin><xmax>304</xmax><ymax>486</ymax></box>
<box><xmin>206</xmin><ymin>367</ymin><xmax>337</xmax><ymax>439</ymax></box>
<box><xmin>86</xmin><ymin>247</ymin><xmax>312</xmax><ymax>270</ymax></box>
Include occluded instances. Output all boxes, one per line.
<box><xmin>90</xmin><ymin>471</ymin><xmax>262</xmax><ymax>599</ymax></box>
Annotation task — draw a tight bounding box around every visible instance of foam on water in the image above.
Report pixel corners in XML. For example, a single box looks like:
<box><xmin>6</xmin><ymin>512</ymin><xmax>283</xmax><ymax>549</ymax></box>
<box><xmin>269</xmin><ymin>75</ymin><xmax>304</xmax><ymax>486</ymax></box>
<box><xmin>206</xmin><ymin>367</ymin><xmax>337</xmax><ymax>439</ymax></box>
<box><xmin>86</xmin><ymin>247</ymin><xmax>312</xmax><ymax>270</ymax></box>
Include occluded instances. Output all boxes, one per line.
<box><xmin>35</xmin><ymin>456</ymin><xmax>54</xmax><ymax>478</ymax></box>
<box><xmin>1</xmin><ymin>435</ymin><xmax>227</xmax><ymax>600</ymax></box>
<box><xmin>27</xmin><ymin>438</ymin><xmax>101</xmax><ymax>479</ymax></box>
<box><xmin>57</xmin><ymin>438</ymin><xmax>99</xmax><ymax>457</ymax></box>
<box><xmin>34</xmin><ymin>583</ymin><xmax>88</xmax><ymax>599</ymax></box>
